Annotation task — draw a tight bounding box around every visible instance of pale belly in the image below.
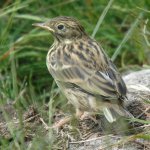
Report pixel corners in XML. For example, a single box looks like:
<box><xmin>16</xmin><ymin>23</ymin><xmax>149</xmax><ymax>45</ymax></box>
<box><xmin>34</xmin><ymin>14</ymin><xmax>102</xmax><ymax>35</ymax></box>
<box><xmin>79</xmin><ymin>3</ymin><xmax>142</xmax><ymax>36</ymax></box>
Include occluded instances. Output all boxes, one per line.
<box><xmin>46</xmin><ymin>50</ymin><xmax>104</xmax><ymax>112</ymax></box>
<box><xmin>62</xmin><ymin>86</ymin><xmax>104</xmax><ymax>112</ymax></box>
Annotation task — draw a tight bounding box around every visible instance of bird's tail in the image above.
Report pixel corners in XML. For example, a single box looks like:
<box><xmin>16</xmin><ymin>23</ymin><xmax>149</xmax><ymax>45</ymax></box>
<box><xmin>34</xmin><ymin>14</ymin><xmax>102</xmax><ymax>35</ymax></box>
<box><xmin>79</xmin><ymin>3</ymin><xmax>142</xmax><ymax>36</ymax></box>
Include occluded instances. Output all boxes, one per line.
<box><xmin>102</xmin><ymin>105</ymin><xmax>134</xmax><ymax>123</ymax></box>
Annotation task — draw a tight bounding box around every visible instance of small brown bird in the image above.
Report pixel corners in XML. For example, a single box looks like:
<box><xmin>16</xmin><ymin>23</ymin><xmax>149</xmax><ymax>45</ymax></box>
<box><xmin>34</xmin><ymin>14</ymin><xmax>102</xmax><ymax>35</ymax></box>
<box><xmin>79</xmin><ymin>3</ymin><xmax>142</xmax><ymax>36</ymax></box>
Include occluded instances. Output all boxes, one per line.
<box><xmin>33</xmin><ymin>16</ymin><xmax>132</xmax><ymax>125</ymax></box>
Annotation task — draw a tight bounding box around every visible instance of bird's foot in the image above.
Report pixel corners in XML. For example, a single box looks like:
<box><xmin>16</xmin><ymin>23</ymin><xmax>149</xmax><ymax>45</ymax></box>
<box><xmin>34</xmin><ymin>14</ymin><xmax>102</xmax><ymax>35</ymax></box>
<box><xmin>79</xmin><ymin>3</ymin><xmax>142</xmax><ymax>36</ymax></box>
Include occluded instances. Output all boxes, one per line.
<box><xmin>78</xmin><ymin>111</ymin><xmax>98</xmax><ymax>124</ymax></box>
<box><xmin>52</xmin><ymin>116</ymin><xmax>71</xmax><ymax>128</ymax></box>
<box><xmin>40</xmin><ymin>116</ymin><xmax>71</xmax><ymax>130</ymax></box>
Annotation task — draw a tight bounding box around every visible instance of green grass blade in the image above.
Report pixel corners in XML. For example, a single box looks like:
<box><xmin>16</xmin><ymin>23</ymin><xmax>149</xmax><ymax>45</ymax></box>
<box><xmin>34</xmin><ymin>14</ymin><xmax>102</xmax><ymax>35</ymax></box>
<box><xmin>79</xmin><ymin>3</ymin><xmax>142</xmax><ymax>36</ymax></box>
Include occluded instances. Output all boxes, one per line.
<box><xmin>91</xmin><ymin>0</ymin><xmax>114</xmax><ymax>38</ymax></box>
<box><xmin>111</xmin><ymin>12</ymin><xmax>143</xmax><ymax>61</ymax></box>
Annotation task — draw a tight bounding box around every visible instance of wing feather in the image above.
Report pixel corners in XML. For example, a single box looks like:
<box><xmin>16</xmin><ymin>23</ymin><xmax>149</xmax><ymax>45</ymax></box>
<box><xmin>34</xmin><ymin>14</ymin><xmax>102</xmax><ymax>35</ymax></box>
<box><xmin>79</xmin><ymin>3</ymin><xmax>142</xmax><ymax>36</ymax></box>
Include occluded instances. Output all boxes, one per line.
<box><xmin>52</xmin><ymin>39</ymin><xmax>127</xmax><ymax>102</ymax></box>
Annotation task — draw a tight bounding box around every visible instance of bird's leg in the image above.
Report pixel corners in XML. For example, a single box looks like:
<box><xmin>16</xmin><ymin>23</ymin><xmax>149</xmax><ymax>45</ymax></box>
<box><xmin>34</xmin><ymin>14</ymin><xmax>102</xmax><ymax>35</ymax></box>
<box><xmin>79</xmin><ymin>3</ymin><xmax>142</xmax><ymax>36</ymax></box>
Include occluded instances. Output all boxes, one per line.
<box><xmin>40</xmin><ymin>115</ymin><xmax>72</xmax><ymax>130</ymax></box>
<box><xmin>75</xmin><ymin>108</ymin><xmax>84</xmax><ymax>118</ymax></box>
<box><xmin>80</xmin><ymin>111</ymin><xmax>98</xmax><ymax>123</ymax></box>
<box><xmin>76</xmin><ymin>109</ymin><xmax>98</xmax><ymax>124</ymax></box>
<box><xmin>81</xmin><ymin>111</ymin><xmax>94</xmax><ymax>120</ymax></box>
<box><xmin>52</xmin><ymin>116</ymin><xmax>72</xmax><ymax>128</ymax></box>
<box><xmin>41</xmin><ymin>109</ymin><xmax>97</xmax><ymax>129</ymax></box>
<box><xmin>52</xmin><ymin>109</ymin><xmax>85</xmax><ymax>129</ymax></box>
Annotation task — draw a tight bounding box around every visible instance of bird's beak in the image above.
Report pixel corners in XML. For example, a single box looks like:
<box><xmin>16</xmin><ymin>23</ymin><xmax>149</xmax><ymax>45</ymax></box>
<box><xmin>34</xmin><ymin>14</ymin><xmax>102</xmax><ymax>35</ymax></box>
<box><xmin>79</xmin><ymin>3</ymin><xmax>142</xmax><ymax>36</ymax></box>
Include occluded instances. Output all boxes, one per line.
<box><xmin>32</xmin><ymin>23</ymin><xmax>54</xmax><ymax>32</ymax></box>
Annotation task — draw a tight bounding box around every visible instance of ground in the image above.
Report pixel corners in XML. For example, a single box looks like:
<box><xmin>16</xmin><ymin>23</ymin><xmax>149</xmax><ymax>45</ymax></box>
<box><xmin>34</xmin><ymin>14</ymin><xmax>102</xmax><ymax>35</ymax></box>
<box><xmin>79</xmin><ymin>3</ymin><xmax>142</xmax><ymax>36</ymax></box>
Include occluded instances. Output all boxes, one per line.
<box><xmin>0</xmin><ymin>70</ymin><xmax>150</xmax><ymax>150</ymax></box>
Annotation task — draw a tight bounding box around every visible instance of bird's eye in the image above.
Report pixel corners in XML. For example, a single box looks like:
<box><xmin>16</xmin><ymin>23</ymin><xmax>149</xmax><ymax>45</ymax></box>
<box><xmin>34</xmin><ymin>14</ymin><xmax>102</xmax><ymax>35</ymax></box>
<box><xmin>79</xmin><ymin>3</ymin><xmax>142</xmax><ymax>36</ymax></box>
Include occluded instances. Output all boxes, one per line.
<box><xmin>57</xmin><ymin>24</ymin><xmax>65</xmax><ymax>30</ymax></box>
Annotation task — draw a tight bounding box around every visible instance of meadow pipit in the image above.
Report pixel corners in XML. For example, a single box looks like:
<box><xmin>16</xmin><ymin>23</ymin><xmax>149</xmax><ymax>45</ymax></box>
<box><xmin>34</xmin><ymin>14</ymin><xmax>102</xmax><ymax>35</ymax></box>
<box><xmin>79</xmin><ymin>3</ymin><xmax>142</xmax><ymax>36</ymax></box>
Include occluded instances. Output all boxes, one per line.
<box><xmin>33</xmin><ymin>16</ymin><xmax>132</xmax><ymax>126</ymax></box>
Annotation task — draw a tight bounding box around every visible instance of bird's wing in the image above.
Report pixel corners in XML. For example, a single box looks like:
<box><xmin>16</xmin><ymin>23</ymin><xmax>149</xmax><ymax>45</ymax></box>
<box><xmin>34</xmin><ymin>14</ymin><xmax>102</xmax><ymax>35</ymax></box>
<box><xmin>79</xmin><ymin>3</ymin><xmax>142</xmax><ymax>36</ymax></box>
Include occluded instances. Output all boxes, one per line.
<box><xmin>52</xmin><ymin>39</ymin><xmax>127</xmax><ymax>100</ymax></box>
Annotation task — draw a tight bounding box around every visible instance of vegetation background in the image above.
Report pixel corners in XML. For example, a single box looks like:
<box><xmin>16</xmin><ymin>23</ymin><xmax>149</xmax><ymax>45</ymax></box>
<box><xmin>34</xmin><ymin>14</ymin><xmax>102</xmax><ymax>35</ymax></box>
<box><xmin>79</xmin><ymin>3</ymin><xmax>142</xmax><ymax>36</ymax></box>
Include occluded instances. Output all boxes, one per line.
<box><xmin>0</xmin><ymin>0</ymin><xmax>150</xmax><ymax>149</ymax></box>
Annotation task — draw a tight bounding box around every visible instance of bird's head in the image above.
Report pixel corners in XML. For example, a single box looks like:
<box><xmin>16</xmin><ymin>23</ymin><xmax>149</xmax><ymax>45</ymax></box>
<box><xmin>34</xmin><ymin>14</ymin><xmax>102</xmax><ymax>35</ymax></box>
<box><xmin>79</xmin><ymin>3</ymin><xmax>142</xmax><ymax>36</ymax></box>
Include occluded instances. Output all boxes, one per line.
<box><xmin>33</xmin><ymin>16</ymin><xmax>87</xmax><ymax>43</ymax></box>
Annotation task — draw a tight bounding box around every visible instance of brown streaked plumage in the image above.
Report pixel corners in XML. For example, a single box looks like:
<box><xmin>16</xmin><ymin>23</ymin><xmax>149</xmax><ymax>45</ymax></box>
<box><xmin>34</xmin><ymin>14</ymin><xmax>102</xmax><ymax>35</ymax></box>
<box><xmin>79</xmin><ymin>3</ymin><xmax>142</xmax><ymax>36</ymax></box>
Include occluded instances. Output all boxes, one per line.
<box><xmin>33</xmin><ymin>16</ymin><xmax>132</xmax><ymax>123</ymax></box>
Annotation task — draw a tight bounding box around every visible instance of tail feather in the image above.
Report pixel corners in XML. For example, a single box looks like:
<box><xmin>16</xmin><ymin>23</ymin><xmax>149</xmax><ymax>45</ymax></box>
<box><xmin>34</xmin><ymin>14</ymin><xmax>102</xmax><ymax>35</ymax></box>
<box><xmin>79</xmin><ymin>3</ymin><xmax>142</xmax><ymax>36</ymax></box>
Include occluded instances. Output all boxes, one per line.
<box><xmin>103</xmin><ymin>106</ymin><xmax>134</xmax><ymax>123</ymax></box>
<box><xmin>103</xmin><ymin>107</ymin><xmax>116</xmax><ymax>123</ymax></box>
